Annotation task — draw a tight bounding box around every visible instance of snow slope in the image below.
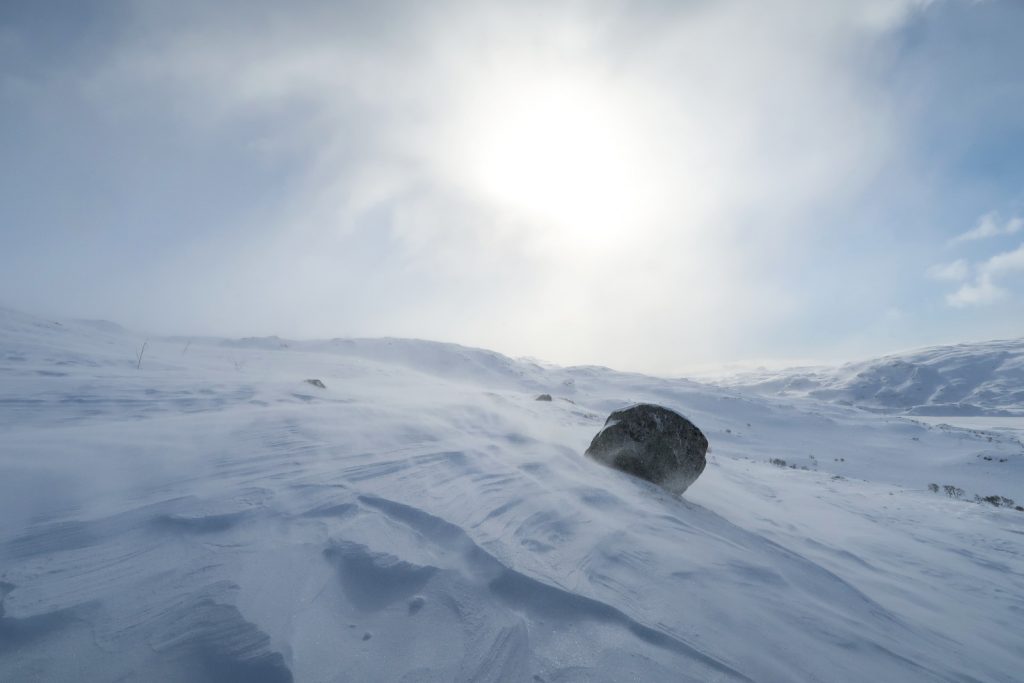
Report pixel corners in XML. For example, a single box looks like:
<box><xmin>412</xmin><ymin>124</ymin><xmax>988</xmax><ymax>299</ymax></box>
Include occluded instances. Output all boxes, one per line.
<box><xmin>718</xmin><ymin>338</ymin><xmax>1024</xmax><ymax>416</ymax></box>
<box><xmin>1</xmin><ymin>308</ymin><xmax>1022</xmax><ymax>682</ymax></box>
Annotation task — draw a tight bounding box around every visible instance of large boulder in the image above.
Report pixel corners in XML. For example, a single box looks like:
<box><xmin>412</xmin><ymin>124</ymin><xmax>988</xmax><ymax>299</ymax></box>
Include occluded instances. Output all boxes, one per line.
<box><xmin>585</xmin><ymin>404</ymin><xmax>708</xmax><ymax>495</ymax></box>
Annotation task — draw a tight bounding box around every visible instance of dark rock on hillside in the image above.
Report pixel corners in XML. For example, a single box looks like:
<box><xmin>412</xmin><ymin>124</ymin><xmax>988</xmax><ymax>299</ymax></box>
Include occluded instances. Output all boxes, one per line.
<box><xmin>535</xmin><ymin>394</ymin><xmax>553</xmax><ymax>401</ymax></box>
<box><xmin>305</xmin><ymin>379</ymin><xmax>327</xmax><ymax>389</ymax></box>
<box><xmin>585</xmin><ymin>404</ymin><xmax>708</xmax><ymax>495</ymax></box>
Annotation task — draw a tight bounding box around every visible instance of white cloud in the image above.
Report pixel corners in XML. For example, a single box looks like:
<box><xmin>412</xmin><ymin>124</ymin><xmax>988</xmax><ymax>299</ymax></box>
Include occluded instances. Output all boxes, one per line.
<box><xmin>945</xmin><ymin>243</ymin><xmax>1024</xmax><ymax>308</ymax></box>
<box><xmin>927</xmin><ymin>259</ymin><xmax>968</xmax><ymax>281</ymax></box>
<box><xmin>984</xmin><ymin>242</ymin><xmax>1024</xmax><ymax>276</ymax></box>
<box><xmin>949</xmin><ymin>211</ymin><xmax>1024</xmax><ymax>245</ymax></box>
<box><xmin>78</xmin><ymin>0</ymin><xmax>938</xmax><ymax>369</ymax></box>
<box><xmin>947</xmin><ymin>274</ymin><xmax>1005</xmax><ymax>307</ymax></box>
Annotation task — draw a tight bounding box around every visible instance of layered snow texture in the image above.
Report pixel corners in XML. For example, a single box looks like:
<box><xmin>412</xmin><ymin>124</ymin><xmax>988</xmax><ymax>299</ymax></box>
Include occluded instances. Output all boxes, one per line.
<box><xmin>720</xmin><ymin>339</ymin><xmax>1024</xmax><ymax>416</ymax></box>
<box><xmin>1</xmin><ymin>307</ymin><xmax>1022</xmax><ymax>682</ymax></box>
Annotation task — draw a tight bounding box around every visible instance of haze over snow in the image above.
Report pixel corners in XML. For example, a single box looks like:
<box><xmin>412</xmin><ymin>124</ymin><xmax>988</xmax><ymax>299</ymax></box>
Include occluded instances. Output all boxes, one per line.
<box><xmin>2</xmin><ymin>0</ymin><xmax>1024</xmax><ymax>372</ymax></box>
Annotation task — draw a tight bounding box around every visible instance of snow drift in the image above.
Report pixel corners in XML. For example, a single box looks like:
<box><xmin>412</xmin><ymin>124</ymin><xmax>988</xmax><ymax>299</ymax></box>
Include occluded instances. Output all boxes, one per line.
<box><xmin>1</xmin><ymin>308</ymin><xmax>1022</xmax><ymax>682</ymax></box>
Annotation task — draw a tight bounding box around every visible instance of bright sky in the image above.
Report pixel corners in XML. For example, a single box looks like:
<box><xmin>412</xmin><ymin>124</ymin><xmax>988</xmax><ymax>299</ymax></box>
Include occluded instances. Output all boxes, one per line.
<box><xmin>2</xmin><ymin>0</ymin><xmax>1023</xmax><ymax>373</ymax></box>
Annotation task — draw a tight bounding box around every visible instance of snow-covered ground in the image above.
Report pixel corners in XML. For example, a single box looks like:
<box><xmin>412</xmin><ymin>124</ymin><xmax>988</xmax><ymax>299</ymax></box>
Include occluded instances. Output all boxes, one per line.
<box><xmin>717</xmin><ymin>338</ymin><xmax>1024</xmax><ymax>417</ymax></box>
<box><xmin>1</xmin><ymin>307</ymin><xmax>1021</xmax><ymax>682</ymax></box>
<box><xmin>910</xmin><ymin>415</ymin><xmax>1024</xmax><ymax>434</ymax></box>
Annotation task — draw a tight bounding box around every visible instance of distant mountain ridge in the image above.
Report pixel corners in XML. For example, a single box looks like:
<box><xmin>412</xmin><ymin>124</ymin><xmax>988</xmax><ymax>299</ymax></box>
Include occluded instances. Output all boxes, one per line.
<box><xmin>719</xmin><ymin>338</ymin><xmax>1024</xmax><ymax>416</ymax></box>
<box><xmin>3</xmin><ymin>305</ymin><xmax>1020</xmax><ymax>417</ymax></box>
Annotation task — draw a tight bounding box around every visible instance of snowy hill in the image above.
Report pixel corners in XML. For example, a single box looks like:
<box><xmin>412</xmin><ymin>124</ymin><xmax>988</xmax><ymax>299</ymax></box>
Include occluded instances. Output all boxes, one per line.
<box><xmin>1</xmin><ymin>308</ymin><xmax>1022</xmax><ymax>682</ymax></box>
<box><xmin>719</xmin><ymin>338</ymin><xmax>1024</xmax><ymax>416</ymax></box>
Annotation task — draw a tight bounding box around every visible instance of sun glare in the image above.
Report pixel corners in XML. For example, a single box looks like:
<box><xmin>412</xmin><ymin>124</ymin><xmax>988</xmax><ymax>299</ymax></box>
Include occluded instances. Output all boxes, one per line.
<box><xmin>458</xmin><ymin>75</ymin><xmax>656</xmax><ymax>245</ymax></box>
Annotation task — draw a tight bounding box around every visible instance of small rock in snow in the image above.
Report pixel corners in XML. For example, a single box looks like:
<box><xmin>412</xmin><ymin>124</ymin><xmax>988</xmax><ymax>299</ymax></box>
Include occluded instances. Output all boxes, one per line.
<box><xmin>305</xmin><ymin>379</ymin><xmax>327</xmax><ymax>389</ymax></box>
<box><xmin>408</xmin><ymin>595</ymin><xmax>426</xmax><ymax>615</ymax></box>
<box><xmin>535</xmin><ymin>394</ymin><xmax>553</xmax><ymax>402</ymax></box>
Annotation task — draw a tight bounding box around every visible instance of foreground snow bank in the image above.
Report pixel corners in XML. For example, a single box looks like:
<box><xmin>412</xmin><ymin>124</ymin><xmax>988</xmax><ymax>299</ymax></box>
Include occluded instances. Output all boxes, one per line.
<box><xmin>1</xmin><ymin>308</ymin><xmax>1021</xmax><ymax>682</ymax></box>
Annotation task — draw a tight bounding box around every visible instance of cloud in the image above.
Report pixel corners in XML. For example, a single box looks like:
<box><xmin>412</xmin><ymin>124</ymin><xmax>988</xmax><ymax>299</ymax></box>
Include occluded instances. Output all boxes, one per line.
<box><xmin>927</xmin><ymin>259</ymin><xmax>968</xmax><ymax>281</ymax></box>
<box><xmin>947</xmin><ymin>274</ymin><xmax>1005</xmax><ymax>307</ymax></box>
<box><xmin>946</xmin><ymin>243</ymin><xmax>1024</xmax><ymax>308</ymax></box>
<box><xmin>949</xmin><ymin>211</ymin><xmax>1023</xmax><ymax>245</ymax></box>
<box><xmin>70</xmin><ymin>0</ymin><xmax>940</xmax><ymax>370</ymax></box>
<box><xmin>19</xmin><ymin>0</ymin><xmax>1017</xmax><ymax>371</ymax></box>
<box><xmin>940</xmin><ymin>208</ymin><xmax>1024</xmax><ymax>308</ymax></box>
<box><xmin>985</xmin><ymin>241</ymin><xmax>1024</xmax><ymax>275</ymax></box>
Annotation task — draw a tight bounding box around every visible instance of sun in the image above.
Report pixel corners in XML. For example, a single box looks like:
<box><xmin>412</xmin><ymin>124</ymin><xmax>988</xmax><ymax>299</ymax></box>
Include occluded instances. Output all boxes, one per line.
<box><xmin>456</xmin><ymin>73</ymin><xmax>655</xmax><ymax>245</ymax></box>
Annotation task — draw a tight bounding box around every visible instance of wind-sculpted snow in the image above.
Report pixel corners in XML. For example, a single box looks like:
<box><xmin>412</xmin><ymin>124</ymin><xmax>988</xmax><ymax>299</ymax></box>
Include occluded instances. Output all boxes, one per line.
<box><xmin>0</xmin><ymin>307</ymin><xmax>1022</xmax><ymax>681</ymax></box>
<box><xmin>719</xmin><ymin>338</ymin><xmax>1024</xmax><ymax>416</ymax></box>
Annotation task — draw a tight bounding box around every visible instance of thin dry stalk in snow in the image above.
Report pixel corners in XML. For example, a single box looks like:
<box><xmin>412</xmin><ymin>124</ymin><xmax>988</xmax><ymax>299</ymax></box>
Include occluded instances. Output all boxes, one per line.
<box><xmin>136</xmin><ymin>340</ymin><xmax>148</xmax><ymax>369</ymax></box>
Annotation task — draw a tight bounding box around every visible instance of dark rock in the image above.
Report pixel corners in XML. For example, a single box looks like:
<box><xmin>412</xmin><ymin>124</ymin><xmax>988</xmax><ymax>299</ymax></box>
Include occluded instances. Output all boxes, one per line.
<box><xmin>585</xmin><ymin>404</ymin><xmax>707</xmax><ymax>495</ymax></box>
<box><xmin>408</xmin><ymin>596</ymin><xmax>426</xmax><ymax>615</ymax></box>
<box><xmin>305</xmin><ymin>379</ymin><xmax>326</xmax><ymax>389</ymax></box>
<box><xmin>535</xmin><ymin>394</ymin><xmax>553</xmax><ymax>402</ymax></box>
